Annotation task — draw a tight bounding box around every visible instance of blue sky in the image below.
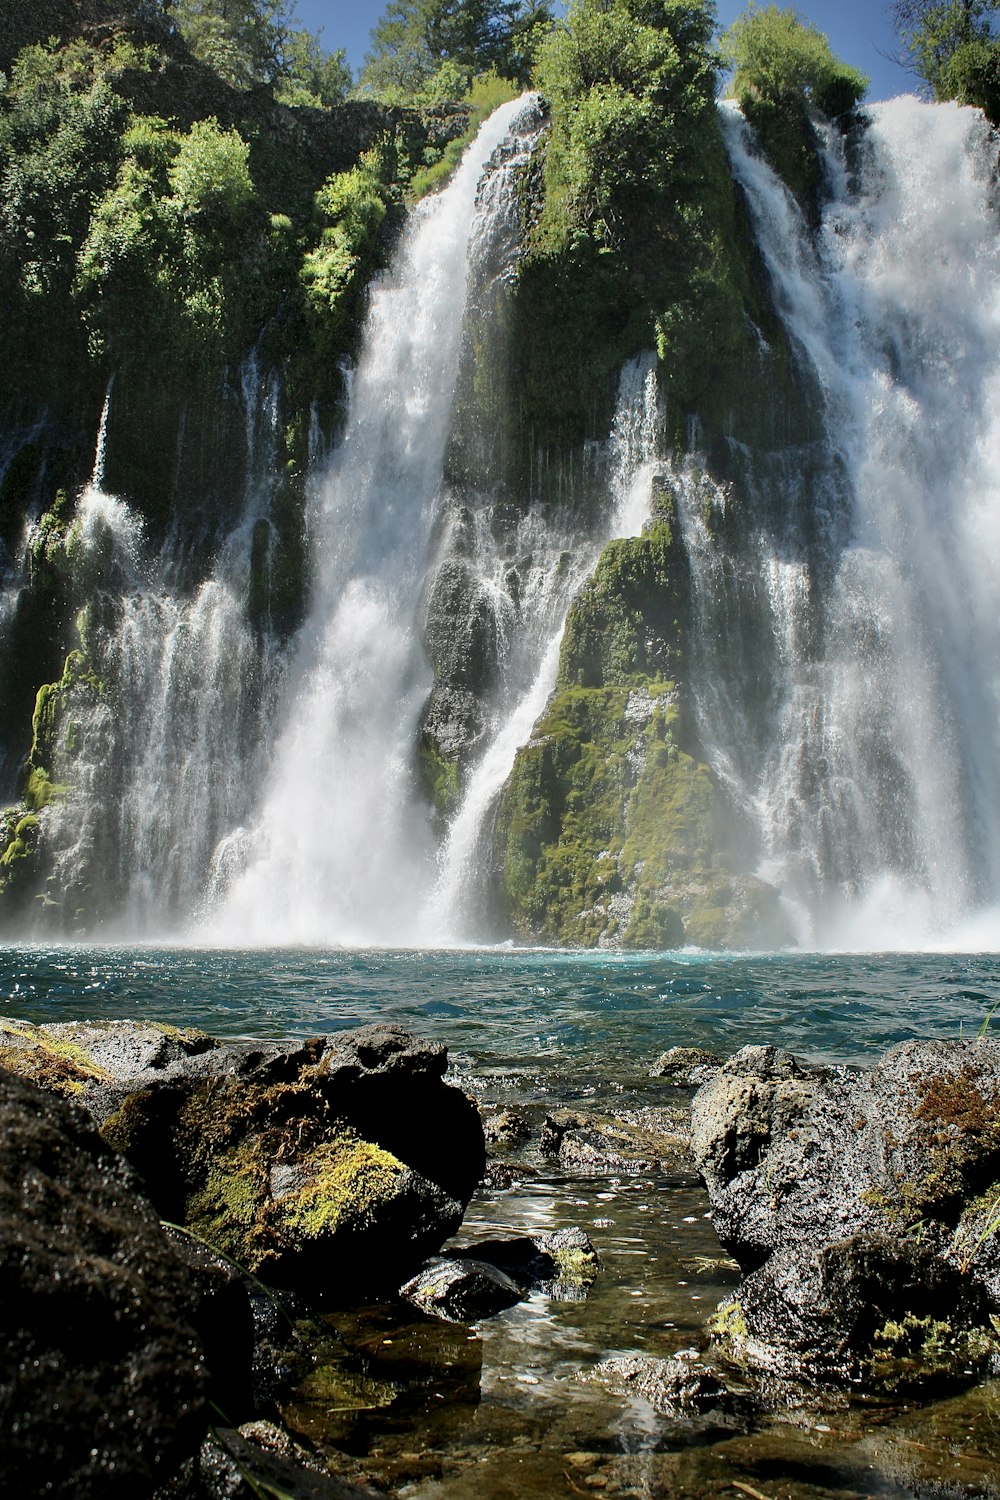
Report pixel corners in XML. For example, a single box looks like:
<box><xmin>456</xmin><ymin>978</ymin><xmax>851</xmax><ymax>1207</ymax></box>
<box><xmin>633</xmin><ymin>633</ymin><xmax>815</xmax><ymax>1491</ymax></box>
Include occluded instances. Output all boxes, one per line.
<box><xmin>289</xmin><ymin>2</ymin><xmax>915</xmax><ymax>103</ymax></box>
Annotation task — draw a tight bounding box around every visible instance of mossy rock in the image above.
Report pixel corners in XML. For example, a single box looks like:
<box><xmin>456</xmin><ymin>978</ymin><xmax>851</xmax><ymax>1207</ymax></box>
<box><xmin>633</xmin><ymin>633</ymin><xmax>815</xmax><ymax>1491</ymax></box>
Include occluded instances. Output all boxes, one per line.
<box><xmin>0</xmin><ymin>1019</ymin><xmax>111</xmax><ymax>1097</ymax></box>
<box><xmin>493</xmin><ymin>516</ymin><xmax>787</xmax><ymax>950</ymax></box>
<box><xmin>96</xmin><ymin>1030</ymin><xmax>483</xmax><ymax>1293</ymax></box>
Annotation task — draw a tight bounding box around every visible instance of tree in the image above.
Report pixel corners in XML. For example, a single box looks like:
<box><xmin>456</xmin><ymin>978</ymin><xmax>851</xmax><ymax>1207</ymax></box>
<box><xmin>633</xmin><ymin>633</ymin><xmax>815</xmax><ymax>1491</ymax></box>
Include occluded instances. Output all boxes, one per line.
<box><xmin>890</xmin><ymin>0</ymin><xmax>1000</xmax><ymax>107</ymax></box>
<box><xmin>358</xmin><ymin>0</ymin><xmax>553</xmax><ymax>100</ymax></box>
<box><xmin>169</xmin><ymin>0</ymin><xmax>293</xmax><ymax>87</ymax></box>
<box><xmin>721</xmin><ymin>4</ymin><xmax>868</xmax><ymax>117</ymax></box>
<box><xmin>276</xmin><ymin>30</ymin><xmax>353</xmax><ymax>107</ymax></box>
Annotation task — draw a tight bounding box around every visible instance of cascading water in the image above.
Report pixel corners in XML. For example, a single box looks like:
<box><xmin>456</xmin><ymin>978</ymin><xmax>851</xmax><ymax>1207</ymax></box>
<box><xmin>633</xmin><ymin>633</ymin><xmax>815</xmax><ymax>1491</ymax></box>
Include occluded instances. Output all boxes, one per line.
<box><xmin>41</xmin><ymin>370</ymin><xmax>283</xmax><ymax>933</ymax></box>
<box><xmin>687</xmin><ymin>98</ymin><xmax>1000</xmax><ymax>949</ymax></box>
<box><xmin>204</xmin><ymin>96</ymin><xmax>545</xmax><ymax>946</ymax></box>
<box><xmin>430</xmin><ymin>353</ymin><xmax>662</xmax><ymax>939</ymax></box>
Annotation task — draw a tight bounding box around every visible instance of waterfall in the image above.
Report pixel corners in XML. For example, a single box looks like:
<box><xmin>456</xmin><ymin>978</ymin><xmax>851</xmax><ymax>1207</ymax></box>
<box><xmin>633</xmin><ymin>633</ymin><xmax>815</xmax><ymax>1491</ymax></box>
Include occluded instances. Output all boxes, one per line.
<box><xmin>430</xmin><ymin>354</ymin><xmax>662</xmax><ymax>940</ymax></box>
<box><xmin>204</xmin><ymin>96</ymin><xmax>544</xmax><ymax>946</ymax></box>
<box><xmin>694</xmin><ymin>98</ymin><xmax>1000</xmax><ymax>949</ymax></box>
<box><xmin>40</xmin><ymin>370</ymin><xmax>283</xmax><ymax>934</ymax></box>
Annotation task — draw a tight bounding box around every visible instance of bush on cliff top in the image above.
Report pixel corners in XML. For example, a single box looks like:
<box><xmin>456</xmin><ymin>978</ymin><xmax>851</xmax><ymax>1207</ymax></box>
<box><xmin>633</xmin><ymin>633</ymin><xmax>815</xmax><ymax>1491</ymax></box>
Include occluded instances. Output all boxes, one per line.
<box><xmin>721</xmin><ymin>3</ymin><xmax>869</xmax><ymax>116</ymax></box>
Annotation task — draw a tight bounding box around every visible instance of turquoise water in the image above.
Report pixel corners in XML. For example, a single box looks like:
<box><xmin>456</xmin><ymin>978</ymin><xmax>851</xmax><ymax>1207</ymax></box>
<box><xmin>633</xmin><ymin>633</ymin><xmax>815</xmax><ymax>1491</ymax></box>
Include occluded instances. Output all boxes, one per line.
<box><xmin>4</xmin><ymin>945</ymin><xmax>999</xmax><ymax>1068</ymax></box>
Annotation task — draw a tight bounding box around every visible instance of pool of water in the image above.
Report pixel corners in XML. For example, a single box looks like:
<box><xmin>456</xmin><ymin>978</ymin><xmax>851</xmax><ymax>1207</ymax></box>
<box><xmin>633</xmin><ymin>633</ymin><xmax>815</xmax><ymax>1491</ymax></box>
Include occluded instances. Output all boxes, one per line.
<box><xmin>5</xmin><ymin>944</ymin><xmax>1000</xmax><ymax>1497</ymax></box>
<box><xmin>3</xmin><ymin>945</ymin><xmax>999</xmax><ymax>1070</ymax></box>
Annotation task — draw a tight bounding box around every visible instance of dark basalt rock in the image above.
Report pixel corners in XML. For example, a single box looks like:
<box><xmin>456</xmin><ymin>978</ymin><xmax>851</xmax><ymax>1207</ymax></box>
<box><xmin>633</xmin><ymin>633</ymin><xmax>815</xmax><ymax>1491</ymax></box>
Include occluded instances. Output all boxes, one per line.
<box><xmin>3</xmin><ymin>1020</ymin><xmax>486</xmax><ymax>1297</ymax></box>
<box><xmin>691</xmin><ymin>1040</ymin><xmax>1000</xmax><ymax>1390</ymax></box>
<box><xmin>649</xmin><ymin>1045</ymin><xmax>723</xmax><ymax>1087</ymax></box>
<box><xmin>400</xmin><ymin>1256</ymin><xmax>524</xmax><ymax>1323</ymax></box>
<box><xmin>166</xmin><ymin>1426</ymin><xmax>382</xmax><ymax>1499</ymax></box>
<box><xmin>0</xmin><ymin>1068</ymin><xmax>208</xmax><ymax>1499</ymax></box>
<box><xmin>540</xmin><ymin>1103</ymin><xmax>692</xmax><ymax>1177</ymax></box>
<box><xmin>585</xmin><ymin>1353</ymin><xmax>753</xmax><ymax>1429</ymax></box>
<box><xmin>470</xmin><ymin>1226</ymin><xmax>601</xmax><ymax>1300</ymax></box>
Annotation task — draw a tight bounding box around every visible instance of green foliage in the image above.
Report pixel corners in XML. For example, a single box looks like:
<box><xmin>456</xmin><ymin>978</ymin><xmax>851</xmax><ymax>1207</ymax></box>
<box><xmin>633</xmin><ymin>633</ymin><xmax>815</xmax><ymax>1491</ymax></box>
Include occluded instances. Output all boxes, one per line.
<box><xmin>516</xmin><ymin>0</ymin><xmax>759</xmax><ymax>447</ymax></box>
<box><xmin>275</xmin><ymin>29</ymin><xmax>353</xmax><ymax>108</ymax></box>
<box><xmin>721</xmin><ymin>4</ymin><xmax>869</xmax><ymax>116</ymax></box>
<box><xmin>169</xmin><ymin>0</ymin><xmax>293</xmax><ymax>87</ymax></box>
<box><xmin>168</xmin><ymin>117</ymin><xmax>255</xmax><ymax>222</ymax></box>
<box><xmin>75</xmin><ymin>114</ymin><xmax>275</xmax><ymax>367</ymax></box>
<box><xmin>938</xmin><ymin>34</ymin><xmax>1000</xmax><ymax>117</ymax></box>
<box><xmin>535</xmin><ymin>0</ymin><xmax>721</xmax><ymax>230</ymax></box>
<box><xmin>359</xmin><ymin>0</ymin><xmax>552</xmax><ymax>100</ymax></box>
<box><xmin>301</xmin><ymin>144</ymin><xmax>392</xmax><ymax>349</ymax></box>
<box><xmin>408</xmin><ymin>69</ymin><xmax>520</xmax><ymax>197</ymax></box>
<box><xmin>891</xmin><ymin>0</ymin><xmax>999</xmax><ymax>98</ymax></box>
<box><xmin>0</xmin><ymin>40</ymin><xmax>130</xmax><ymax>305</ymax></box>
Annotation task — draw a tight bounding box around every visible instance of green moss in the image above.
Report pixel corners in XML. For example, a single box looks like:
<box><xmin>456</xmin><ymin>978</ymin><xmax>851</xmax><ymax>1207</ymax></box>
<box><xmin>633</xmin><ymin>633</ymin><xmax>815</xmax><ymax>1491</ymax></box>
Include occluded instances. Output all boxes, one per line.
<box><xmin>869</xmin><ymin>1312</ymin><xmax>998</xmax><ymax>1388</ymax></box>
<box><xmin>184</xmin><ymin>1124</ymin><xmax>406</xmax><ymax>1272</ymax></box>
<box><xmin>710</xmin><ymin>1297</ymin><xmax>749</xmax><ymax>1345</ymax></box>
<box><xmin>493</xmin><ymin>505</ymin><xmax>791</xmax><ymax>951</ymax></box>
<box><xmin>419</xmin><ymin>738</ymin><xmax>461</xmax><ymax>820</ymax></box>
<box><xmin>549</xmin><ymin>1243</ymin><xmax>599</xmax><ymax>1290</ymax></box>
<box><xmin>0</xmin><ymin>1019</ymin><xmax>110</xmax><ymax>1095</ymax></box>
<box><xmin>23</xmin><ymin>767</ymin><xmax>68</xmax><ymax>811</ymax></box>
<box><xmin>275</xmin><ymin>1136</ymin><xmax>406</xmax><ymax>1242</ymax></box>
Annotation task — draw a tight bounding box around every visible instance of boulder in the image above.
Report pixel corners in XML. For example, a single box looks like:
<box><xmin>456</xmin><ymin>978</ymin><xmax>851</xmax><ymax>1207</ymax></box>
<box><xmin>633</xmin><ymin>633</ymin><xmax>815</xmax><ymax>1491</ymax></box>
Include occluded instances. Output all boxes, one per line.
<box><xmin>0</xmin><ymin>1068</ymin><xmax>208</xmax><ymax>1499</ymax></box>
<box><xmin>690</xmin><ymin>1040</ymin><xmax>1000</xmax><ymax>1390</ymax></box>
<box><xmin>0</xmin><ymin>1019</ymin><xmax>485</xmax><ymax>1296</ymax></box>
<box><xmin>470</xmin><ymin>1226</ymin><xmax>601</xmax><ymax>1301</ymax></box>
<box><xmin>649</xmin><ymin>1046</ymin><xmax>722</xmax><ymax>1086</ymax></box>
<box><xmin>584</xmin><ymin>1353</ymin><xmax>752</xmax><ymax>1428</ymax></box>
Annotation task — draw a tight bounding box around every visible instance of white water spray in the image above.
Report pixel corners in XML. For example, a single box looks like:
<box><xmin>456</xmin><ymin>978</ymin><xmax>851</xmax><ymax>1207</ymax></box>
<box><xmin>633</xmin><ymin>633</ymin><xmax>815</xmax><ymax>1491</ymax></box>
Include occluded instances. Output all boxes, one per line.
<box><xmin>704</xmin><ymin>99</ymin><xmax>1000</xmax><ymax>949</ymax></box>
<box><xmin>205</xmin><ymin>97</ymin><xmax>544</xmax><ymax>946</ymax></box>
<box><xmin>42</xmin><ymin>370</ymin><xmax>282</xmax><ymax>933</ymax></box>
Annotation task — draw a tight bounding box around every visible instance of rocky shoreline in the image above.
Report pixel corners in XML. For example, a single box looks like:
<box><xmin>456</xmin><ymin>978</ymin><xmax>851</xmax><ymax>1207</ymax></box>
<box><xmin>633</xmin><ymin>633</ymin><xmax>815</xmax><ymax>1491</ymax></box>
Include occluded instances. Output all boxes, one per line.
<box><xmin>3</xmin><ymin>1019</ymin><xmax>1000</xmax><ymax>1497</ymax></box>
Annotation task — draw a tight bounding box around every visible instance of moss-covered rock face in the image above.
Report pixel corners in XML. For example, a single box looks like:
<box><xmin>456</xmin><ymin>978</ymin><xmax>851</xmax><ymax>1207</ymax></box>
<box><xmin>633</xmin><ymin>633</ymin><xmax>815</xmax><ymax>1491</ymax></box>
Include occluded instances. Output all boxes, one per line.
<box><xmin>494</xmin><ymin>511</ymin><xmax>787</xmax><ymax>950</ymax></box>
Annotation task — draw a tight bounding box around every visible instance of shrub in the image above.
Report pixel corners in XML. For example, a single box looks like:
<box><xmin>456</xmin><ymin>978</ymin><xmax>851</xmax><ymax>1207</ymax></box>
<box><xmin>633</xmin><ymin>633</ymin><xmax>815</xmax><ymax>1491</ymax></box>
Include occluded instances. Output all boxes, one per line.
<box><xmin>721</xmin><ymin>4</ymin><xmax>869</xmax><ymax>116</ymax></box>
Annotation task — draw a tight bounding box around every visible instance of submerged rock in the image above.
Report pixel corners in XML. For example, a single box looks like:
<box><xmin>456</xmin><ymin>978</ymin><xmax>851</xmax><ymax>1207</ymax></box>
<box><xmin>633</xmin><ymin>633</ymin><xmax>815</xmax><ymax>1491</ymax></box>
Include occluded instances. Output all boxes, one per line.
<box><xmin>585</xmin><ymin>1352</ymin><xmax>752</xmax><ymax>1429</ymax></box>
<box><xmin>690</xmin><ymin>1040</ymin><xmax>1000</xmax><ymax>1390</ymax></box>
<box><xmin>540</xmin><ymin>1103</ymin><xmax>692</xmax><ymax>1177</ymax></box>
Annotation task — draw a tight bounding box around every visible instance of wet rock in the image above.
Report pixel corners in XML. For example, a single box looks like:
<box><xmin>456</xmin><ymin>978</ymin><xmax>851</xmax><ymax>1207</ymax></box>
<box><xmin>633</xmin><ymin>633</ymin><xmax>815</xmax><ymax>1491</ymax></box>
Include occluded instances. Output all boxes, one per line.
<box><xmin>0</xmin><ymin>1068</ymin><xmax>207</xmax><ymax>1499</ymax></box>
<box><xmin>400</xmin><ymin>1256</ymin><xmax>523</xmax><ymax>1322</ymax></box>
<box><xmin>167</xmin><ymin>1426</ymin><xmax>381</xmax><ymax>1499</ymax></box>
<box><xmin>470</xmin><ymin>1226</ymin><xmax>601</xmax><ymax>1300</ymax></box>
<box><xmin>540</xmin><ymin>1104</ymin><xmax>691</xmax><ymax>1176</ymax></box>
<box><xmin>691</xmin><ymin>1039</ymin><xmax>1000</xmax><ymax>1390</ymax></box>
<box><xmin>482</xmin><ymin>1105</ymin><xmax>531</xmax><ymax>1147</ymax></box>
<box><xmin>649</xmin><ymin>1045</ymin><xmax>722</xmax><ymax>1086</ymax></box>
<box><xmin>585</xmin><ymin>1353</ymin><xmax>753</xmax><ymax>1428</ymax></box>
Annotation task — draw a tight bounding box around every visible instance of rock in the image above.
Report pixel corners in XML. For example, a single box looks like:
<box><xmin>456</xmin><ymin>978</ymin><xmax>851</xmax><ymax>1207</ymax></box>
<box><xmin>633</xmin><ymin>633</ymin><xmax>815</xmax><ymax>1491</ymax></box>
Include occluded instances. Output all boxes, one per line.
<box><xmin>470</xmin><ymin>1227</ymin><xmax>601</xmax><ymax>1300</ymax></box>
<box><xmin>400</xmin><ymin>1256</ymin><xmax>523</xmax><ymax>1322</ymax></box>
<box><xmin>584</xmin><ymin>1353</ymin><xmax>752</xmax><ymax>1428</ymax></box>
<box><xmin>482</xmin><ymin>1106</ymin><xmax>531</xmax><ymax>1147</ymax></box>
<box><xmin>0</xmin><ymin>1068</ymin><xmax>208</xmax><ymax>1499</ymax></box>
<box><xmin>540</xmin><ymin>1104</ymin><xmax>691</xmax><ymax>1176</ymax></box>
<box><xmin>170</xmin><ymin>1426</ymin><xmax>382</xmax><ymax>1498</ymax></box>
<box><xmin>690</xmin><ymin>1040</ymin><xmax>1000</xmax><ymax>1390</ymax></box>
<box><xmin>649</xmin><ymin>1046</ymin><xmax>722</xmax><ymax>1086</ymax></box>
<box><xmin>3</xmin><ymin>1019</ymin><xmax>486</xmax><ymax>1297</ymax></box>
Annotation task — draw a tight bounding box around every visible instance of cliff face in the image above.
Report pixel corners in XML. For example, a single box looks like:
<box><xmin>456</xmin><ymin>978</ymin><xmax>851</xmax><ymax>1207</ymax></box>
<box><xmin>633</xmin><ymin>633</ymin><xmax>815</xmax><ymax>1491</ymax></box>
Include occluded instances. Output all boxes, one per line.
<box><xmin>0</xmin><ymin>2</ymin><xmax>858</xmax><ymax>946</ymax></box>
